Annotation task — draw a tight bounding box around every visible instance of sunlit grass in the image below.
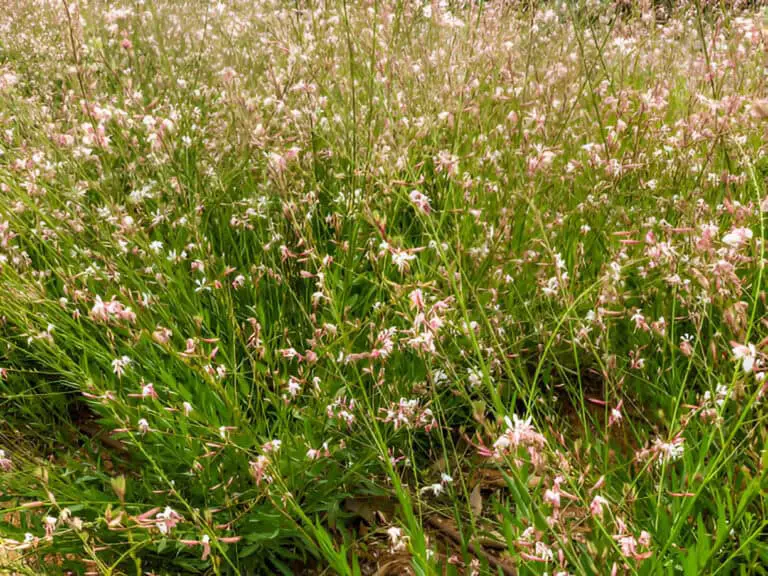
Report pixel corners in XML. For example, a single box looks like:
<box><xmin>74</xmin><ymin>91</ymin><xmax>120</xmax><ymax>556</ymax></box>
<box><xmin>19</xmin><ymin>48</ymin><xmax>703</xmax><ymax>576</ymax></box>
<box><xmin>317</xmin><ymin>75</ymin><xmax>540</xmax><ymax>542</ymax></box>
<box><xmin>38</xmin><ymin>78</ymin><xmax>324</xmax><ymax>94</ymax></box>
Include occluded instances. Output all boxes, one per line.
<box><xmin>0</xmin><ymin>0</ymin><xmax>767</xmax><ymax>574</ymax></box>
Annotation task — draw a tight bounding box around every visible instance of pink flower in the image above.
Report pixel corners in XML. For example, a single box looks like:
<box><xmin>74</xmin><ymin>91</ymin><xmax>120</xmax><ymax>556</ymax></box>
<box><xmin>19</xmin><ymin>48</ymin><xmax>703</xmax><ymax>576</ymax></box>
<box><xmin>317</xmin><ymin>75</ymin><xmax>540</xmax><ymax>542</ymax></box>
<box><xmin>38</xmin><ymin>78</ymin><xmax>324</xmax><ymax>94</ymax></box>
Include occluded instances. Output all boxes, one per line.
<box><xmin>618</xmin><ymin>535</ymin><xmax>638</xmax><ymax>558</ymax></box>
<box><xmin>249</xmin><ymin>456</ymin><xmax>272</xmax><ymax>486</ymax></box>
<box><xmin>152</xmin><ymin>326</ymin><xmax>172</xmax><ymax>344</ymax></box>
<box><xmin>381</xmin><ymin>398</ymin><xmax>435</xmax><ymax>430</ymax></box>
<box><xmin>44</xmin><ymin>516</ymin><xmax>57</xmax><ymax>539</ymax></box>
<box><xmin>434</xmin><ymin>150</ymin><xmax>459</xmax><ymax>176</ymax></box>
<box><xmin>90</xmin><ymin>296</ymin><xmax>108</xmax><ymax>322</ymax></box>
<box><xmin>614</xmin><ymin>533</ymin><xmax>653</xmax><ymax>561</ymax></box>
<box><xmin>409</xmin><ymin>288</ymin><xmax>425</xmax><ymax>311</ymax></box>
<box><xmin>0</xmin><ymin>450</ymin><xmax>11</xmax><ymax>471</ymax></box>
<box><xmin>590</xmin><ymin>495</ymin><xmax>609</xmax><ymax>517</ymax></box>
<box><xmin>306</xmin><ymin>442</ymin><xmax>330</xmax><ymax>460</ymax></box>
<box><xmin>544</xmin><ymin>488</ymin><xmax>560</xmax><ymax>508</ymax></box>
<box><xmin>650</xmin><ymin>435</ymin><xmax>685</xmax><ymax>465</ymax></box>
<box><xmin>280</xmin><ymin>347</ymin><xmax>301</xmax><ymax>360</ymax></box>
<box><xmin>155</xmin><ymin>507</ymin><xmax>183</xmax><ymax>535</ymax></box>
<box><xmin>492</xmin><ymin>414</ymin><xmax>546</xmax><ymax>458</ymax></box>
<box><xmin>608</xmin><ymin>401</ymin><xmax>623</xmax><ymax>427</ymax></box>
<box><xmin>262</xmin><ymin>440</ymin><xmax>281</xmax><ymax>453</ymax></box>
<box><xmin>91</xmin><ymin>297</ymin><xmax>136</xmax><ymax>324</ymax></box>
<box><xmin>409</xmin><ymin>190</ymin><xmax>431</xmax><ymax>214</ymax></box>
<box><xmin>181</xmin><ymin>534</ymin><xmax>211</xmax><ymax>560</ymax></box>
<box><xmin>679</xmin><ymin>337</ymin><xmax>693</xmax><ymax>357</ymax></box>
<box><xmin>129</xmin><ymin>383</ymin><xmax>158</xmax><ymax>400</ymax></box>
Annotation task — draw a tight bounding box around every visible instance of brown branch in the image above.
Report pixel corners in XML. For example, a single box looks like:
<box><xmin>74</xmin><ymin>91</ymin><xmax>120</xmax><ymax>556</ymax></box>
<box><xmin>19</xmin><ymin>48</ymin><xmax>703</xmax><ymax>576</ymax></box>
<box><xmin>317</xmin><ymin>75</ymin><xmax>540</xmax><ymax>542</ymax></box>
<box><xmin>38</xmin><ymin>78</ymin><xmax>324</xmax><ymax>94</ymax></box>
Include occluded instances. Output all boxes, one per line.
<box><xmin>426</xmin><ymin>515</ymin><xmax>516</xmax><ymax>576</ymax></box>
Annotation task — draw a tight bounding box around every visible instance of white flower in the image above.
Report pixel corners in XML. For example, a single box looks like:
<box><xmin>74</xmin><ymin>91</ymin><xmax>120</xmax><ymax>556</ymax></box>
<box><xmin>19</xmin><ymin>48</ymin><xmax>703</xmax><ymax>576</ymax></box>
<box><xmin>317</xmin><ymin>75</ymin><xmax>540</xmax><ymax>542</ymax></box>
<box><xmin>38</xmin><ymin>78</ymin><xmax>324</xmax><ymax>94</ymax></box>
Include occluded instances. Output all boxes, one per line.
<box><xmin>391</xmin><ymin>249</ymin><xmax>416</xmax><ymax>272</ymax></box>
<box><xmin>722</xmin><ymin>227</ymin><xmax>753</xmax><ymax>248</ymax></box>
<box><xmin>541</xmin><ymin>276</ymin><xmax>560</xmax><ymax>296</ymax></box>
<box><xmin>467</xmin><ymin>367</ymin><xmax>483</xmax><ymax>387</ymax></box>
<box><xmin>111</xmin><ymin>356</ymin><xmax>131</xmax><ymax>378</ymax></box>
<box><xmin>232</xmin><ymin>274</ymin><xmax>246</xmax><ymax>289</ymax></box>
<box><xmin>732</xmin><ymin>342</ymin><xmax>757</xmax><ymax>374</ymax></box>
<box><xmin>287</xmin><ymin>377</ymin><xmax>301</xmax><ymax>398</ymax></box>
<box><xmin>386</xmin><ymin>526</ymin><xmax>408</xmax><ymax>551</ymax></box>
<box><xmin>654</xmin><ymin>436</ymin><xmax>684</xmax><ymax>465</ymax></box>
<box><xmin>704</xmin><ymin>384</ymin><xmax>730</xmax><ymax>407</ymax></box>
<box><xmin>420</xmin><ymin>483</ymin><xmax>444</xmax><ymax>496</ymax></box>
<box><xmin>90</xmin><ymin>296</ymin><xmax>108</xmax><ymax>321</ymax></box>
<box><xmin>263</xmin><ymin>439</ymin><xmax>281</xmax><ymax>453</ymax></box>
<box><xmin>194</xmin><ymin>278</ymin><xmax>211</xmax><ymax>293</ymax></box>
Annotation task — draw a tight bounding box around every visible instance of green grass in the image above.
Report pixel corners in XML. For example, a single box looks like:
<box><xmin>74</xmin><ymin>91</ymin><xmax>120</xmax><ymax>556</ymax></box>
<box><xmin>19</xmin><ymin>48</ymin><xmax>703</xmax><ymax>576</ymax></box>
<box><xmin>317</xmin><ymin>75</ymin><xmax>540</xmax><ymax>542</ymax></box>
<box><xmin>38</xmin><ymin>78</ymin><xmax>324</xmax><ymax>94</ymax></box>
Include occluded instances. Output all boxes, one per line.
<box><xmin>0</xmin><ymin>0</ymin><xmax>767</xmax><ymax>574</ymax></box>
